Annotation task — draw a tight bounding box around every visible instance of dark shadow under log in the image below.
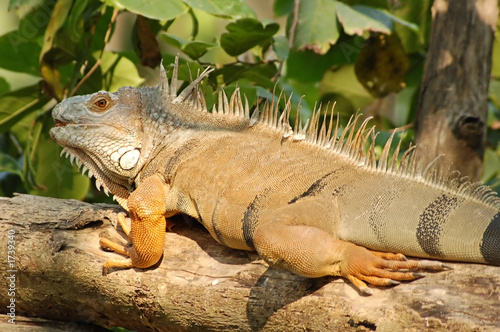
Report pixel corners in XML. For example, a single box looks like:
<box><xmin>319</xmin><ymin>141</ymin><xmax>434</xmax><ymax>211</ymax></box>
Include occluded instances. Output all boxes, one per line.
<box><xmin>0</xmin><ymin>194</ymin><xmax>499</xmax><ymax>331</ymax></box>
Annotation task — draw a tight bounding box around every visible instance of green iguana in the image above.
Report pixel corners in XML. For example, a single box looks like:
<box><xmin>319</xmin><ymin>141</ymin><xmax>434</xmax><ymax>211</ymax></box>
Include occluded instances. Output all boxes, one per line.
<box><xmin>50</xmin><ymin>58</ymin><xmax>500</xmax><ymax>295</ymax></box>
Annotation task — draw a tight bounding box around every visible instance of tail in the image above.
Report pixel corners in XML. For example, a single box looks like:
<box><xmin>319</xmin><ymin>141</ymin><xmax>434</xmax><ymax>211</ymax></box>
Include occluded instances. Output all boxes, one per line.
<box><xmin>337</xmin><ymin>169</ymin><xmax>500</xmax><ymax>265</ymax></box>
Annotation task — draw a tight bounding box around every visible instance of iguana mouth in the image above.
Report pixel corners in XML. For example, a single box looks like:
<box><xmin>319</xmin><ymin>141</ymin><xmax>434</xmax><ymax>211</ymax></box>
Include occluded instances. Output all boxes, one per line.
<box><xmin>59</xmin><ymin>147</ymin><xmax>131</xmax><ymax>199</ymax></box>
<box><xmin>60</xmin><ymin>147</ymin><xmax>110</xmax><ymax>196</ymax></box>
<box><xmin>53</xmin><ymin>120</ymin><xmax>66</xmax><ymax>127</ymax></box>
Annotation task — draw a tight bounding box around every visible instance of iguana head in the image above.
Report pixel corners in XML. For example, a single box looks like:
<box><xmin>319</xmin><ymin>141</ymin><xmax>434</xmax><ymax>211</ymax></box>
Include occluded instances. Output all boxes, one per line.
<box><xmin>50</xmin><ymin>58</ymin><xmax>259</xmax><ymax>197</ymax></box>
<box><xmin>50</xmin><ymin>59</ymin><xmax>218</xmax><ymax>198</ymax></box>
<box><xmin>50</xmin><ymin>86</ymin><xmax>146</xmax><ymax>197</ymax></box>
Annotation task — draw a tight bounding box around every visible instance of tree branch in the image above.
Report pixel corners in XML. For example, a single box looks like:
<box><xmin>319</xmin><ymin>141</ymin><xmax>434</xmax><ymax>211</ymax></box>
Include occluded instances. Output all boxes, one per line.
<box><xmin>1</xmin><ymin>194</ymin><xmax>499</xmax><ymax>331</ymax></box>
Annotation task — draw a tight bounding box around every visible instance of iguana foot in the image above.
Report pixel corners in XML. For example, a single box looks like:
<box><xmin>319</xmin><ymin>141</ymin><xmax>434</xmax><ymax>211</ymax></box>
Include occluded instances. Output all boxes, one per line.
<box><xmin>342</xmin><ymin>247</ymin><xmax>450</xmax><ymax>295</ymax></box>
<box><xmin>100</xmin><ymin>213</ymin><xmax>134</xmax><ymax>274</ymax></box>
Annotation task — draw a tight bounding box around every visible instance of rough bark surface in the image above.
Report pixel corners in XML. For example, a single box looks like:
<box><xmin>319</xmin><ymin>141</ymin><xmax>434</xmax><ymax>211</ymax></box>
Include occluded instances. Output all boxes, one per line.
<box><xmin>415</xmin><ymin>0</ymin><xmax>498</xmax><ymax>181</ymax></box>
<box><xmin>0</xmin><ymin>194</ymin><xmax>499</xmax><ymax>331</ymax></box>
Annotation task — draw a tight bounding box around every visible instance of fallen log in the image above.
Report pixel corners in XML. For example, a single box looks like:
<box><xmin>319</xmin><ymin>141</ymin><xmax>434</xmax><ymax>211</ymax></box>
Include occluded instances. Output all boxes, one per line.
<box><xmin>0</xmin><ymin>194</ymin><xmax>499</xmax><ymax>331</ymax></box>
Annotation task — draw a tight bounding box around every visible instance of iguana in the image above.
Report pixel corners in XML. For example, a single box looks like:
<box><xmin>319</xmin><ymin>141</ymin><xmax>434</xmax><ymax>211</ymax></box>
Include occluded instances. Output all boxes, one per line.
<box><xmin>50</xmin><ymin>58</ymin><xmax>500</xmax><ymax>295</ymax></box>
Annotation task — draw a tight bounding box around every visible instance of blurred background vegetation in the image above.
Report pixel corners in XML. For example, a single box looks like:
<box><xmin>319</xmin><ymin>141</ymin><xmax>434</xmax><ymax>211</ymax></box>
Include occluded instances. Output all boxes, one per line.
<box><xmin>0</xmin><ymin>0</ymin><xmax>499</xmax><ymax>202</ymax></box>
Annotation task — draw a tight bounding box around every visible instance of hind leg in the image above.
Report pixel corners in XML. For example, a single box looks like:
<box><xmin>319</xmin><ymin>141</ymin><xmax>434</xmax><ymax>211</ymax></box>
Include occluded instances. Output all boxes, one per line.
<box><xmin>252</xmin><ymin>198</ymin><xmax>448</xmax><ymax>295</ymax></box>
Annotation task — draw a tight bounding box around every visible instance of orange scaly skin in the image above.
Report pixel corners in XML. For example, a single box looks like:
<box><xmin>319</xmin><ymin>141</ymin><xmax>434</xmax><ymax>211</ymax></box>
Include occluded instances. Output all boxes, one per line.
<box><xmin>50</xmin><ymin>59</ymin><xmax>500</xmax><ymax>295</ymax></box>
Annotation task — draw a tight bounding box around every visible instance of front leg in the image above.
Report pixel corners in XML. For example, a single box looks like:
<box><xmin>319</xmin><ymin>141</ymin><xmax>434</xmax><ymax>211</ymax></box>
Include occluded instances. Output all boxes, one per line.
<box><xmin>100</xmin><ymin>174</ymin><xmax>170</xmax><ymax>272</ymax></box>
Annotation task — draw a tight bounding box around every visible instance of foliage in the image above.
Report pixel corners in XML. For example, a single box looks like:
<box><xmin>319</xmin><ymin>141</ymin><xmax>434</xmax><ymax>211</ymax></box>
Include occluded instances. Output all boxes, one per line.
<box><xmin>0</xmin><ymin>0</ymin><xmax>499</xmax><ymax>201</ymax></box>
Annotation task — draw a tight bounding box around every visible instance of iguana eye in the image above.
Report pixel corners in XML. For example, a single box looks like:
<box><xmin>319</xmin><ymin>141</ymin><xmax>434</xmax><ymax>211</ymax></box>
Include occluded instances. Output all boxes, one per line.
<box><xmin>94</xmin><ymin>98</ymin><xmax>109</xmax><ymax>109</ymax></box>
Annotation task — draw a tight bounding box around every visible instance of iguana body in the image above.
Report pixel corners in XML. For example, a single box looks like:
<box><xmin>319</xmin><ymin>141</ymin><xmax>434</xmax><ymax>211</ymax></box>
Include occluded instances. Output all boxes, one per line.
<box><xmin>50</xmin><ymin>59</ymin><xmax>500</xmax><ymax>294</ymax></box>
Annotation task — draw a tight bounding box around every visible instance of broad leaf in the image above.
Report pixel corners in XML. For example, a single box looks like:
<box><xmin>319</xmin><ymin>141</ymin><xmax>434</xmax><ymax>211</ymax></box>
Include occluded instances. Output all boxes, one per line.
<box><xmin>0</xmin><ymin>31</ymin><xmax>41</xmax><ymax>75</ymax></box>
<box><xmin>40</xmin><ymin>0</ymin><xmax>72</xmax><ymax>59</ymax></box>
<box><xmin>65</xmin><ymin>0</ymin><xmax>89</xmax><ymax>42</ymax></box>
<box><xmin>183</xmin><ymin>0</ymin><xmax>256</xmax><ymax>18</ymax></box>
<box><xmin>98</xmin><ymin>52</ymin><xmax>144</xmax><ymax>92</ymax></box>
<box><xmin>492</xmin><ymin>29</ymin><xmax>500</xmax><ymax>78</ymax></box>
<box><xmin>391</xmin><ymin>0</ymin><xmax>431</xmax><ymax>53</ymax></box>
<box><xmin>161</xmin><ymin>34</ymin><xmax>214</xmax><ymax>60</ymax></box>
<box><xmin>0</xmin><ymin>152</ymin><xmax>22</xmax><ymax>178</ymax></box>
<box><xmin>272</xmin><ymin>35</ymin><xmax>289</xmax><ymax>61</ymax></box>
<box><xmin>336</xmin><ymin>3</ymin><xmax>391</xmax><ymax>36</ymax></box>
<box><xmin>109</xmin><ymin>0</ymin><xmax>187</xmax><ymax>21</ymax></box>
<box><xmin>8</xmin><ymin>0</ymin><xmax>45</xmax><ymax>18</ymax></box>
<box><xmin>490</xmin><ymin>79</ymin><xmax>500</xmax><ymax>110</ymax></box>
<box><xmin>214</xmin><ymin>63</ymin><xmax>277</xmax><ymax>88</ymax></box>
<box><xmin>273</xmin><ymin>0</ymin><xmax>294</xmax><ymax>17</ymax></box>
<box><xmin>39</xmin><ymin>0</ymin><xmax>73</xmax><ymax>101</ymax></box>
<box><xmin>286</xmin><ymin>40</ymin><xmax>358</xmax><ymax>83</ymax></box>
<box><xmin>0</xmin><ymin>77</ymin><xmax>10</xmax><ymax>95</ymax></box>
<box><xmin>0</xmin><ymin>83</ymin><xmax>48</xmax><ymax>135</ymax></box>
<box><xmin>483</xmin><ymin>147</ymin><xmax>500</xmax><ymax>184</ymax></box>
<box><xmin>221</xmin><ymin>18</ymin><xmax>279</xmax><ymax>57</ymax></box>
<box><xmin>379</xmin><ymin>9</ymin><xmax>418</xmax><ymax>32</ymax></box>
<box><xmin>291</xmin><ymin>0</ymin><xmax>340</xmax><ymax>54</ymax></box>
<box><xmin>320</xmin><ymin>65</ymin><xmax>373</xmax><ymax>111</ymax></box>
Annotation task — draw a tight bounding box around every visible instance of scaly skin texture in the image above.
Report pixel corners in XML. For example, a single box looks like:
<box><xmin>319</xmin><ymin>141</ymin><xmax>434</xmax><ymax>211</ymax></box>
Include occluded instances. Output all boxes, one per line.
<box><xmin>50</xmin><ymin>59</ymin><xmax>500</xmax><ymax>295</ymax></box>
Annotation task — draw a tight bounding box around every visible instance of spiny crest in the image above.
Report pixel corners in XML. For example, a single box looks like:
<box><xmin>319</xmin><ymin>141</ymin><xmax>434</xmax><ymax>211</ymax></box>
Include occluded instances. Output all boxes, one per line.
<box><xmin>159</xmin><ymin>57</ymin><xmax>213</xmax><ymax>110</ymax></box>
<box><xmin>159</xmin><ymin>58</ymin><xmax>500</xmax><ymax>208</ymax></box>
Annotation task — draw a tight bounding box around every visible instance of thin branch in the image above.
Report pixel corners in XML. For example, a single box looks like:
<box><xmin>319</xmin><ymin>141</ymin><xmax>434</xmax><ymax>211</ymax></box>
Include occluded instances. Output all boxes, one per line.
<box><xmin>288</xmin><ymin>0</ymin><xmax>300</xmax><ymax>49</ymax></box>
<box><xmin>71</xmin><ymin>8</ymin><xmax>120</xmax><ymax>97</ymax></box>
<box><xmin>272</xmin><ymin>0</ymin><xmax>300</xmax><ymax>82</ymax></box>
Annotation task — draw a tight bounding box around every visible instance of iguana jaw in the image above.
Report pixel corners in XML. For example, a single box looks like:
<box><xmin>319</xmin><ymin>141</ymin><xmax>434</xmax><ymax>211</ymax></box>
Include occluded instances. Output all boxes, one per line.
<box><xmin>58</xmin><ymin>146</ymin><xmax>131</xmax><ymax>199</ymax></box>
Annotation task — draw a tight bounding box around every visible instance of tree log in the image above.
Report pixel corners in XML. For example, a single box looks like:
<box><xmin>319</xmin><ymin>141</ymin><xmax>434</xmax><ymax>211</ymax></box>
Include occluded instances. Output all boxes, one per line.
<box><xmin>415</xmin><ymin>0</ymin><xmax>498</xmax><ymax>181</ymax></box>
<box><xmin>0</xmin><ymin>194</ymin><xmax>499</xmax><ymax>331</ymax></box>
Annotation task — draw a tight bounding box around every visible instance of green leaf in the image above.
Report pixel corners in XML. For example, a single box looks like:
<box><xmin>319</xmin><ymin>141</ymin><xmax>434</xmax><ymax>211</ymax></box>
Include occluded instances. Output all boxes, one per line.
<box><xmin>291</xmin><ymin>0</ymin><xmax>340</xmax><ymax>54</ymax></box>
<box><xmin>490</xmin><ymin>79</ymin><xmax>500</xmax><ymax>110</ymax></box>
<box><xmin>161</xmin><ymin>34</ymin><xmax>214</xmax><ymax>60</ymax></box>
<box><xmin>8</xmin><ymin>0</ymin><xmax>45</xmax><ymax>19</ymax></box>
<box><xmin>286</xmin><ymin>44</ymin><xmax>352</xmax><ymax>82</ymax></box>
<box><xmin>319</xmin><ymin>65</ymin><xmax>373</xmax><ymax>110</ymax></box>
<box><xmin>221</xmin><ymin>18</ymin><xmax>280</xmax><ymax>57</ymax></box>
<box><xmin>272</xmin><ymin>35</ymin><xmax>289</xmax><ymax>61</ymax></box>
<box><xmin>177</xmin><ymin>61</ymin><xmax>206</xmax><ymax>82</ymax></box>
<box><xmin>492</xmin><ymin>30</ymin><xmax>500</xmax><ymax>78</ymax></box>
<box><xmin>0</xmin><ymin>83</ymin><xmax>48</xmax><ymax>134</ymax></box>
<box><xmin>183</xmin><ymin>0</ymin><xmax>256</xmax><ymax>18</ymax></box>
<box><xmin>39</xmin><ymin>0</ymin><xmax>74</xmax><ymax>101</ymax></box>
<box><xmin>0</xmin><ymin>152</ymin><xmax>23</xmax><ymax>178</ymax></box>
<box><xmin>162</xmin><ymin>34</ymin><xmax>183</xmax><ymax>49</ymax></box>
<box><xmin>336</xmin><ymin>3</ymin><xmax>392</xmax><ymax>36</ymax></box>
<box><xmin>65</xmin><ymin>0</ymin><xmax>88</xmax><ymax>42</ymax></box>
<box><xmin>0</xmin><ymin>77</ymin><xmax>10</xmax><ymax>95</ymax></box>
<box><xmin>98</xmin><ymin>52</ymin><xmax>144</xmax><ymax>91</ymax></box>
<box><xmin>215</xmin><ymin>63</ymin><xmax>277</xmax><ymax>88</ymax></box>
<box><xmin>378</xmin><ymin>8</ymin><xmax>418</xmax><ymax>32</ymax></box>
<box><xmin>223</xmin><ymin>79</ymin><xmax>260</xmax><ymax>111</ymax></box>
<box><xmin>109</xmin><ymin>0</ymin><xmax>187</xmax><ymax>21</ymax></box>
<box><xmin>274</xmin><ymin>0</ymin><xmax>294</xmax><ymax>17</ymax></box>
<box><xmin>287</xmin><ymin>50</ymin><xmax>334</xmax><ymax>82</ymax></box>
<box><xmin>483</xmin><ymin>147</ymin><xmax>500</xmax><ymax>183</ymax></box>
<box><xmin>0</xmin><ymin>31</ymin><xmax>41</xmax><ymax>75</ymax></box>
<box><xmin>183</xmin><ymin>41</ymin><xmax>214</xmax><ymax>60</ymax></box>
<box><xmin>391</xmin><ymin>0</ymin><xmax>431</xmax><ymax>53</ymax></box>
<box><xmin>40</xmin><ymin>0</ymin><xmax>72</xmax><ymax>60</ymax></box>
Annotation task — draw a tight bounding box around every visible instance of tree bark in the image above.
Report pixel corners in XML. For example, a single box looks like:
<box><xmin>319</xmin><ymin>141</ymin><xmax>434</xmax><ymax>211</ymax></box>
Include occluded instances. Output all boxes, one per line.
<box><xmin>1</xmin><ymin>194</ymin><xmax>500</xmax><ymax>331</ymax></box>
<box><xmin>415</xmin><ymin>0</ymin><xmax>498</xmax><ymax>181</ymax></box>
